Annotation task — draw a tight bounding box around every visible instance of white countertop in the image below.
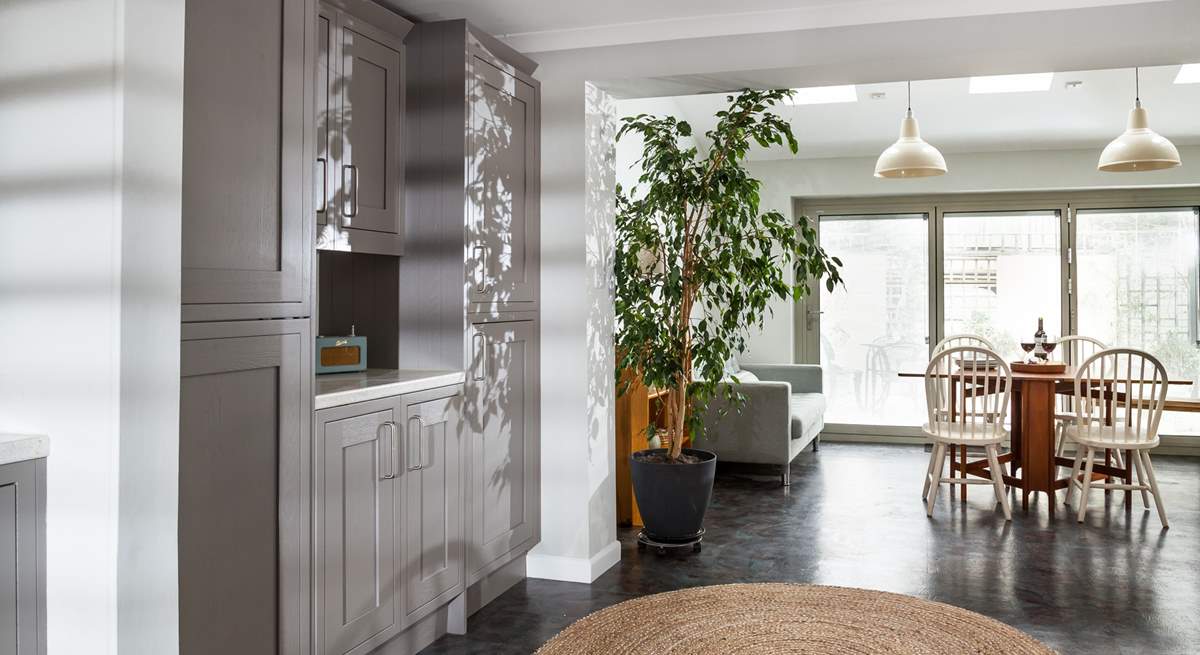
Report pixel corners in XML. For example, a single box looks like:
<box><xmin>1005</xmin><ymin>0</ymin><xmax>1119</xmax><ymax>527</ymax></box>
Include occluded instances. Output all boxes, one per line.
<box><xmin>315</xmin><ymin>369</ymin><xmax>466</xmax><ymax>410</ymax></box>
<box><xmin>0</xmin><ymin>433</ymin><xmax>49</xmax><ymax>466</ymax></box>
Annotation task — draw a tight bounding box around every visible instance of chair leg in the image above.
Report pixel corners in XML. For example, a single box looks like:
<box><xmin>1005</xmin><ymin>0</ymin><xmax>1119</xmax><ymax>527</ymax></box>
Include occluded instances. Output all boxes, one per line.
<box><xmin>986</xmin><ymin>444</ymin><xmax>1011</xmax><ymax>521</ymax></box>
<box><xmin>1131</xmin><ymin>448</ymin><xmax>1150</xmax><ymax>509</ymax></box>
<box><xmin>922</xmin><ymin>444</ymin><xmax>939</xmax><ymax>500</ymax></box>
<box><xmin>1065</xmin><ymin>446</ymin><xmax>1084</xmax><ymax>506</ymax></box>
<box><xmin>1054</xmin><ymin>422</ymin><xmax>1067</xmax><ymax>476</ymax></box>
<box><xmin>1077</xmin><ymin>447</ymin><xmax>1095</xmax><ymax>524</ymax></box>
<box><xmin>1139</xmin><ymin>450</ymin><xmax>1169</xmax><ymax>529</ymax></box>
<box><xmin>927</xmin><ymin>443</ymin><xmax>946</xmax><ymax>517</ymax></box>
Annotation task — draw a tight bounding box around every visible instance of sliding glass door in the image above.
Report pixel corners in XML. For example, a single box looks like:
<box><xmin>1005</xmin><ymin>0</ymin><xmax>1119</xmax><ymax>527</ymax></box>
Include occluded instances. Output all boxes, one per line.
<box><xmin>941</xmin><ymin>210</ymin><xmax>1062</xmax><ymax>358</ymax></box>
<box><xmin>815</xmin><ymin>214</ymin><xmax>929</xmax><ymax>426</ymax></box>
<box><xmin>1075</xmin><ymin>207</ymin><xmax>1200</xmax><ymax>435</ymax></box>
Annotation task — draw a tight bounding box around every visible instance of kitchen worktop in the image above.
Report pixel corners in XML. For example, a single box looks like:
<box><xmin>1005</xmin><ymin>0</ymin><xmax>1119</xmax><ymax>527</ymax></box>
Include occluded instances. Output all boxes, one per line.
<box><xmin>0</xmin><ymin>433</ymin><xmax>49</xmax><ymax>466</ymax></box>
<box><xmin>314</xmin><ymin>368</ymin><xmax>466</xmax><ymax>410</ymax></box>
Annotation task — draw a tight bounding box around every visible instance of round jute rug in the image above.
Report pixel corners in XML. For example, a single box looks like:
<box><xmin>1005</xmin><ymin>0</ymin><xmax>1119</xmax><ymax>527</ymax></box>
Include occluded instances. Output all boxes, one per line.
<box><xmin>535</xmin><ymin>583</ymin><xmax>1055</xmax><ymax>655</ymax></box>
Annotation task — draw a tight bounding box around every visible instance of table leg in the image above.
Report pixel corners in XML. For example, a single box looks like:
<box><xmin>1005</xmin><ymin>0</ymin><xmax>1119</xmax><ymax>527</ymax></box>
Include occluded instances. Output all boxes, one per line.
<box><xmin>1125</xmin><ymin>449</ymin><xmax>1133</xmax><ymax>509</ymax></box>
<box><xmin>1104</xmin><ymin>449</ymin><xmax>1112</xmax><ymax>496</ymax></box>
<box><xmin>1020</xmin><ymin>379</ymin><xmax>1056</xmax><ymax>515</ymax></box>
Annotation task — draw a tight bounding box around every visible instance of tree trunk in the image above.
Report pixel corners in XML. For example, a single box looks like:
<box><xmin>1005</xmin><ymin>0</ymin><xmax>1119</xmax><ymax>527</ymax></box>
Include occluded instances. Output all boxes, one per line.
<box><xmin>668</xmin><ymin>380</ymin><xmax>687</xmax><ymax>460</ymax></box>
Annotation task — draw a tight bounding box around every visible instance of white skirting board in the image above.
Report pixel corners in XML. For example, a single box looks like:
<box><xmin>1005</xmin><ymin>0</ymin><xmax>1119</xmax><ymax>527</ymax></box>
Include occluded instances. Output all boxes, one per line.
<box><xmin>526</xmin><ymin>540</ymin><xmax>621</xmax><ymax>583</ymax></box>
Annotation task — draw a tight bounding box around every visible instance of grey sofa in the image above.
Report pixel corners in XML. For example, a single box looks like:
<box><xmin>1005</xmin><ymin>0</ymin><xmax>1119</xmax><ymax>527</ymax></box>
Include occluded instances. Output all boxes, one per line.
<box><xmin>692</xmin><ymin>364</ymin><xmax>825</xmax><ymax>486</ymax></box>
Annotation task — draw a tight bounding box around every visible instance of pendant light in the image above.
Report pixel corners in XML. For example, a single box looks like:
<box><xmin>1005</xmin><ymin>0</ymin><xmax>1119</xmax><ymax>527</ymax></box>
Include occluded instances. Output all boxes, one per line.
<box><xmin>1098</xmin><ymin>67</ymin><xmax>1181</xmax><ymax>172</ymax></box>
<box><xmin>874</xmin><ymin>81</ymin><xmax>947</xmax><ymax>178</ymax></box>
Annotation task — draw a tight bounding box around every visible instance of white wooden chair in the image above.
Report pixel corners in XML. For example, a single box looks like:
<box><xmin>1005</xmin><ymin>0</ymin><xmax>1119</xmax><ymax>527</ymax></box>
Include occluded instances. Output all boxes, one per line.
<box><xmin>921</xmin><ymin>346</ymin><xmax>1013</xmax><ymax>520</ymax></box>
<box><xmin>932</xmin><ymin>334</ymin><xmax>996</xmax><ymax>354</ymax></box>
<box><xmin>1051</xmin><ymin>336</ymin><xmax>1110</xmax><ymax>469</ymax></box>
<box><xmin>1063</xmin><ymin>348</ymin><xmax>1170</xmax><ymax>528</ymax></box>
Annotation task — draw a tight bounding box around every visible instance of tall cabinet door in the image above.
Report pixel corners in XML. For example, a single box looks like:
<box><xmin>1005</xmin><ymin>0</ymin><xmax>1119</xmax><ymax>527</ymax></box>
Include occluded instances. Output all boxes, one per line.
<box><xmin>179</xmin><ymin>319</ymin><xmax>311</xmax><ymax>655</ymax></box>
<box><xmin>335</xmin><ymin>16</ymin><xmax>404</xmax><ymax>241</ymax></box>
<box><xmin>400</xmin><ymin>386</ymin><xmax>464</xmax><ymax>627</ymax></box>
<box><xmin>467</xmin><ymin>58</ymin><xmax>540</xmax><ymax>308</ymax></box>
<box><xmin>316</xmin><ymin>8</ymin><xmax>335</xmax><ymax>228</ymax></box>
<box><xmin>182</xmin><ymin>0</ymin><xmax>313</xmax><ymax>321</ymax></box>
<box><xmin>316</xmin><ymin>399</ymin><xmax>400</xmax><ymax>655</ymax></box>
<box><xmin>466</xmin><ymin>319</ymin><xmax>540</xmax><ymax>582</ymax></box>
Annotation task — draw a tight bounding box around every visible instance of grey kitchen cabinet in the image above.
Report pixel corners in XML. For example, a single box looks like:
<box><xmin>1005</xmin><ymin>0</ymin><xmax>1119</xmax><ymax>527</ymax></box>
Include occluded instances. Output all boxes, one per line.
<box><xmin>314</xmin><ymin>383</ymin><xmax>465</xmax><ymax>654</ymax></box>
<box><xmin>402</xmin><ymin>20</ymin><xmax>541</xmax><ymax>325</ymax></box>
<box><xmin>179</xmin><ymin>319</ymin><xmax>312</xmax><ymax>655</ymax></box>
<box><xmin>0</xmin><ymin>458</ymin><xmax>45</xmax><ymax>655</ymax></box>
<box><xmin>315</xmin><ymin>398</ymin><xmax>400</xmax><ymax>655</ymax></box>
<box><xmin>466</xmin><ymin>56</ymin><xmax>540</xmax><ymax>308</ymax></box>
<box><xmin>181</xmin><ymin>0</ymin><xmax>315</xmax><ymax>322</ymax></box>
<box><xmin>465</xmin><ymin>319</ymin><xmax>540</xmax><ymax>583</ymax></box>
<box><xmin>399</xmin><ymin>386</ymin><xmax>464</xmax><ymax>627</ymax></box>
<box><xmin>316</xmin><ymin>0</ymin><xmax>411</xmax><ymax>257</ymax></box>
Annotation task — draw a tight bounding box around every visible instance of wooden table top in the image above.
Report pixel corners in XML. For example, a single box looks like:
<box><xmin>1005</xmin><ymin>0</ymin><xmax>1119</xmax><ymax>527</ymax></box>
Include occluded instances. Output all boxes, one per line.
<box><xmin>898</xmin><ymin>365</ymin><xmax>1192</xmax><ymax>385</ymax></box>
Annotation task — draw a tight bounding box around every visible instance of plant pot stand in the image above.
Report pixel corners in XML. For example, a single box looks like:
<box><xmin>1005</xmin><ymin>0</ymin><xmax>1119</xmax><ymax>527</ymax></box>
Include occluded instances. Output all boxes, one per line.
<box><xmin>636</xmin><ymin>528</ymin><xmax>704</xmax><ymax>554</ymax></box>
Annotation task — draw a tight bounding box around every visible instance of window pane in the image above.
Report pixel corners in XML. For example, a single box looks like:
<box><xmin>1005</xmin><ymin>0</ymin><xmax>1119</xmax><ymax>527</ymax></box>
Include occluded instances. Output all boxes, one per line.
<box><xmin>819</xmin><ymin>215</ymin><xmax>928</xmax><ymax>426</ymax></box>
<box><xmin>1076</xmin><ymin>207</ymin><xmax>1200</xmax><ymax>435</ymax></box>
<box><xmin>942</xmin><ymin>211</ymin><xmax>1061</xmax><ymax>357</ymax></box>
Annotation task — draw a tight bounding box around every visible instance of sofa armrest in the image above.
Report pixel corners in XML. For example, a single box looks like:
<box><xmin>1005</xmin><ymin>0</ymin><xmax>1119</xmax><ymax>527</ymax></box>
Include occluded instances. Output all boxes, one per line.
<box><xmin>693</xmin><ymin>382</ymin><xmax>793</xmax><ymax>464</ymax></box>
<box><xmin>740</xmin><ymin>364</ymin><xmax>823</xmax><ymax>394</ymax></box>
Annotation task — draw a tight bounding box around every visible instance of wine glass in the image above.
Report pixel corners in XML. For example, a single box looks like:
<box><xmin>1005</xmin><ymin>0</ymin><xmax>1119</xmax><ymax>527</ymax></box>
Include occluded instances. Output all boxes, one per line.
<box><xmin>1020</xmin><ymin>342</ymin><xmax>1036</xmax><ymax>364</ymax></box>
<box><xmin>1042</xmin><ymin>337</ymin><xmax>1058</xmax><ymax>362</ymax></box>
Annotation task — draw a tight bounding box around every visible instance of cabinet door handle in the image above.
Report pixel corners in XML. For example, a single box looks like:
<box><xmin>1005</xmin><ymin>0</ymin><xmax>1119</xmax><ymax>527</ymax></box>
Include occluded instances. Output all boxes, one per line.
<box><xmin>406</xmin><ymin>416</ymin><xmax>424</xmax><ymax>471</ymax></box>
<box><xmin>378</xmin><ymin>422</ymin><xmax>396</xmax><ymax>480</ymax></box>
<box><xmin>315</xmin><ymin>158</ymin><xmax>327</xmax><ymax>214</ymax></box>
<box><xmin>472</xmin><ymin>332</ymin><xmax>486</xmax><ymax>381</ymax></box>
<box><xmin>341</xmin><ymin>164</ymin><xmax>358</xmax><ymax>219</ymax></box>
<box><xmin>473</xmin><ymin>245</ymin><xmax>487</xmax><ymax>293</ymax></box>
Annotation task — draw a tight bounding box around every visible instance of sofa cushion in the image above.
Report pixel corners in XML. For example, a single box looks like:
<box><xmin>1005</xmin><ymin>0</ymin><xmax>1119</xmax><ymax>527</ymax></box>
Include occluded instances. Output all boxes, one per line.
<box><xmin>790</xmin><ymin>393</ymin><xmax>827</xmax><ymax>440</ymax></box>
<box><xmin>724</xmin><ymin>370</ymin><xmax>759</xmax><ymax>383</ymax></box>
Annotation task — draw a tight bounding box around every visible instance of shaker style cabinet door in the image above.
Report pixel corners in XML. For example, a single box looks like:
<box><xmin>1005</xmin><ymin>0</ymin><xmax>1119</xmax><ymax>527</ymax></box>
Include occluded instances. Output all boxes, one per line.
<box><xmin>400</xmin><ymin>386</ymin><xmax>465</xmax><ymax>628</ymax></box>
<box><xmin>465</xmin><ymin>320</ymin><xmax>540</xmax><ymax>582</ymax></box>
<box><xmin>179</xmin><ymin>319</ymin><xmax>312</xmax><ymax>655</ymax></box>
<box><xmin>182</xmin><ymin>0</ymin><xmax>313</xmax><ymax>321</ymax></box>
<box><xmin>315</xmin><ymin>399</ymin><xmax>401</xmax><ymax>655</ymax></box>
<box><xmin>316</xmin><ymin>2</ymin><xmax>406</xmax><ymax>256</ymax></box>
<box><xmin>467</xmin><ymin>58</ymin><xmax>540</xmax><ymax>308</ymax></box>
<box><xmin>0</xmin><ymin>460</ymin><xmax>44</xmax><ymax>655</ymax></box>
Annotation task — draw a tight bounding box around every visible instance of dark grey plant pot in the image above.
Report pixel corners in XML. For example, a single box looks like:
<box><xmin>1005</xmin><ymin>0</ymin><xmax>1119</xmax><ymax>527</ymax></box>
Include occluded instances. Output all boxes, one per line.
<box><xmin>630</xmin><ymin>448</ymin><xmax>716</xmax><ymax>543</ymax></box>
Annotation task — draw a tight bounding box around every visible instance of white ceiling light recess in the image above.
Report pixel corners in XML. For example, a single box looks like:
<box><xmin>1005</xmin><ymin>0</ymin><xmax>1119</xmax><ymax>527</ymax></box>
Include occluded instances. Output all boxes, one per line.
<box><xmin>1098</xmin><ymin>67</ymin><xmax>1182</xmax><ymax>173</ymax></box>
<box><xmin>786</xmin><ymin>85</ymin><xmax>858</xmax><ymax>105</ymax></box>
<box><xmin>1174</xmin><ymin>64</ymin><xmax>1200</xmax><ymax>84</ymax></box>
<box><xmin>874</xmin><ymin>81</ymin><xmax>947</xmax><ymax>179</ymax></box>
<box><xmin>968</xmin><ymin>72</ymin><xmax>1054</xmax><ymax>94</ymax></box>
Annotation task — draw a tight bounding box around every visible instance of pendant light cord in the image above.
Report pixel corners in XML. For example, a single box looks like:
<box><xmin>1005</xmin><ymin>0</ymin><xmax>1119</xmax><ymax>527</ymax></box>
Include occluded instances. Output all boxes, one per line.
<box><xmin>1135</xmin><ymin>66</ymin><xmax>1140</xmax><ymax>103</ymax></box>
<box><xmin>907</xmin><ymin>81</ymin><xmax>912</xmax><ymax>111</ymax></box>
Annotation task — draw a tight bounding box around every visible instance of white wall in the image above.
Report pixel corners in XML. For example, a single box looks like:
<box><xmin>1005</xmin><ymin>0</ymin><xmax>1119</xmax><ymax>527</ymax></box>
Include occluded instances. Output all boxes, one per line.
<box><xmin>529</xmin><ymin>0</ymin><xmax>1200</xmax><ymax>582</ymax></box>
<box><xmin>740</xmin><ymin>145</ymin><xmax>1200</xmax><ymax>363</ymax></box>
<box><xmin>115</xmin><ymin>0</ymin><xmax>185</xmax><ymax>653</ymax></box>
<box><xmin>0</xmin><ymin>0</ymin><xmax>183</xmax><ymax>652</ymax></box>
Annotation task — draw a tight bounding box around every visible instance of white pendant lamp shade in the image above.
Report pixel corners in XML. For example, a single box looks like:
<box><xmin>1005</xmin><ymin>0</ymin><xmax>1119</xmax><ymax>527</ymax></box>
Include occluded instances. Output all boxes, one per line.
<box><xmin>874</xmin><ymin>109</ymin><xmax>948</xmax><ymax>178</ymax></box>
<box><xmin>875</xmin><ymin>82</ymin><xmax>947</xmax><ymax>179</ymax></box>
<box><xmin>1097</xmin><ymin>100</ymin><xmax>1181</xmax><ymax>172</ymax></box>
<box><xmin>1098</xmin><ymin>67</ymin><xmax>1181</xmax><ymax>173</ymax></box>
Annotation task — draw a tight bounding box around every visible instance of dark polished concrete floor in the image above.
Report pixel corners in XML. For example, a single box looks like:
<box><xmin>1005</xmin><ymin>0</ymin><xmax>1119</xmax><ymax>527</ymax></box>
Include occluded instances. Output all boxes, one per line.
<box><xmin>422</xmin><ymin>443</ymin><xmax>1200</xmax><ymax>654</ymax></box>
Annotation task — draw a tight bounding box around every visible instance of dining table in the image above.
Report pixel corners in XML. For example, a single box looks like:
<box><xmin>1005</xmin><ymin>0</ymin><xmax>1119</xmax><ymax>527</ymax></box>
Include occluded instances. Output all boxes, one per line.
<box><xmin>899</xmin><ymin>364</ymin><xmax>1192</xmax><ymax>516</ymax></box>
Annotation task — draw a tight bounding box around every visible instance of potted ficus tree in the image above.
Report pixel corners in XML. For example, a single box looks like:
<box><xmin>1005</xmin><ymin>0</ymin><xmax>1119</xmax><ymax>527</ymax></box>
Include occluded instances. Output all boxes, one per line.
<box><xmin>615</xmin><ymin>89</ymin><xmax>842</xmax><ymax>552</ymax></box>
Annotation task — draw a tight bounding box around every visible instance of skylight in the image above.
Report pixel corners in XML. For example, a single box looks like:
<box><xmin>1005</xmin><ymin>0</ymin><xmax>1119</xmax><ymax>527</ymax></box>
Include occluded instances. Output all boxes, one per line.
<box><xmin>968</xmin><ymin>73</ymin><xmax>1054</xmax><ymax>94</ymax></box>
<box><xmin>1174</xmin><ymin>64</ymin><xmax>1200</xmax><ymax>84</ymax></box>
<box><xmin>786</xmin><ymin>85</ymin><xmax>858</xmax><ymax>105</ymax></box>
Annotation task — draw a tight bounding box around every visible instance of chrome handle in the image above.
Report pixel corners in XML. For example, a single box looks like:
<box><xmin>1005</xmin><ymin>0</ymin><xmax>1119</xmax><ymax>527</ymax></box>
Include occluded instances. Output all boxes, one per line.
<box><xmin>472</xmin><ymin>333</ymin><xmax>486</xmax><ymax>381</ymax></box>
<box><xmin>473</xmin><ymin>245</ymin><xmax>488</xmax><ymax>293</ymax></box>
<box><xmin>341</xmin><ymin>165</ymin><xmax>358</xmax><ymax>219</ymax></box>
<box><xmin>315</xmin><ymin>158</ymin><xmax>327</xmax><ymax>214</ymax></box>
<box><xmin>378</xmin><ymin>422</ymin><xmax>396</xmax><ymax>480</ymax></box>
<box><xmin>406</xmin><ymin>416</ymin><xmax>424</xmax><ymax>471</ymax></box>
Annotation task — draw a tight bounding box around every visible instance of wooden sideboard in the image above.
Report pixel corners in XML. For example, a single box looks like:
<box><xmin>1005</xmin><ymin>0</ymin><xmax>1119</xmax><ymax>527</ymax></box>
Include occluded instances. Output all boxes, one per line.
<box><xmin>615</xmin><ymin>375</ymin><xmax>670</xmax><ymax>527</ymax></box>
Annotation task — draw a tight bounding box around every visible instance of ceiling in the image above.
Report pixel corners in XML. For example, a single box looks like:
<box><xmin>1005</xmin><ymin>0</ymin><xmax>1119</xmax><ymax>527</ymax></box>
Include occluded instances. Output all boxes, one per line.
<box><xmin>615</xmin><ymin>64</ymin><xmax>1200</xmax><ymax>161</ymax></box>
<box><xmin>381</xmin><ymin>0</ymin><xmax>1168</xmax><ymax>53</ymax></box>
